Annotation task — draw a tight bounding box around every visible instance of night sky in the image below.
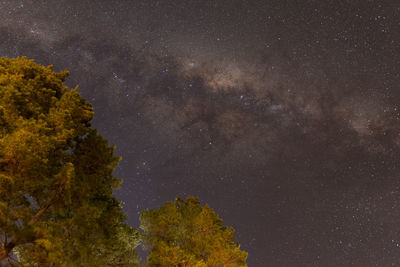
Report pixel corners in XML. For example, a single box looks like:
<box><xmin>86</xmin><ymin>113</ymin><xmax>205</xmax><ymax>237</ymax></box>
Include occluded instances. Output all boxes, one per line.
<box><xmin>1</xmin><ymin>1</ymin><xmax>400</xmax><ymax>266</ymax></box>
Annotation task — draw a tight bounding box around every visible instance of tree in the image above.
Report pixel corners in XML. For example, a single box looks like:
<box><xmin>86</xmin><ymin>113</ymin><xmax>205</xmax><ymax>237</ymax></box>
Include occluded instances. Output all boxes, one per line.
<box><xmin>0</xmin><ymin>57</ymin><xmax>139</xmax><ymax>266</ymax></box>
<box><xmin>140</xmin><ymin>196</ymin><xmax>248</xmax><ymax>267</ymax></box>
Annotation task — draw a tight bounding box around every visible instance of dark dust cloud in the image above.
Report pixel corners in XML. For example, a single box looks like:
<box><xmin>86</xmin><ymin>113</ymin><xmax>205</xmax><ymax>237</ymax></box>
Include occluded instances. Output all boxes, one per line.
<box><xmin>1</xmin><ymin>0</ymin><xmax>400</xmax><ymax>265</ymax></box>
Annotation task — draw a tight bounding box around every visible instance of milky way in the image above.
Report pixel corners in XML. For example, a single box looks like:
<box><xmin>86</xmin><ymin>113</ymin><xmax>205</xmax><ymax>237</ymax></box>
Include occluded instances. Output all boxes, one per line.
<box><xmin>1</xmin><ymin>1</ymin><xmax>400</xmax><ymax>266</ymax></box>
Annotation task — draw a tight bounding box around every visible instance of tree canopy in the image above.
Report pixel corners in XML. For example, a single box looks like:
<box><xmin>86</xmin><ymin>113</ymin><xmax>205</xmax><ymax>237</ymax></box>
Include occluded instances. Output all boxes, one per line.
<box><xmin>140</xmin><ymin>196</ymin><xmax>248</xmax><ymax>267</ymax></box>
<box><xmin>0</xmin><ymin>57</ymin><xmax>139</xmax><ymax>266</ymax></box>
<box><xmin>0</xmin><ymin>57</ymin><xmax>247</xmax><ymax>266</ymax></box>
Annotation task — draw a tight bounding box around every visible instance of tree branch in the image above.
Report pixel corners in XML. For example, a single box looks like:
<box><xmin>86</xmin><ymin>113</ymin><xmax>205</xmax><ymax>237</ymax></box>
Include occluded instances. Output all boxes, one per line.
<box><xmin>0</xmin><ymin>181</ymin><xmax>66</xmax><ymax>261</ymax></box>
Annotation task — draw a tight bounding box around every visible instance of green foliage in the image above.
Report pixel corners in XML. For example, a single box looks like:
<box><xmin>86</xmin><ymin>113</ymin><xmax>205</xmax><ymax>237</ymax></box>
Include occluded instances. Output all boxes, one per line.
<box><xmin>0</xmin><ymin>57</ymin><xmax>139</xmax><ymax>266</ymax></box>
<box><xmin>0</xmin><ymin>57</ymin><xmax>248</xmax><ymax>266</ymax></box>
<box><xmin>140</xmin><ymin>196</ymin><xmax>248</xmax><ymax>267</ymax></box>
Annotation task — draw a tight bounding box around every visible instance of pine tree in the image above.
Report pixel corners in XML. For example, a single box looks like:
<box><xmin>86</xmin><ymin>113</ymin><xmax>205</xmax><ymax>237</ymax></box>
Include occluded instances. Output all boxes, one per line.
<box><xmin>140</xmin><ymin>196</ymin><xmax>248</xmax><ymax>267</ymax></box>
<box><xmin>0</xmin><ymin>57</ymin><xmax>139</xmax><ymax>266</ymax></box>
